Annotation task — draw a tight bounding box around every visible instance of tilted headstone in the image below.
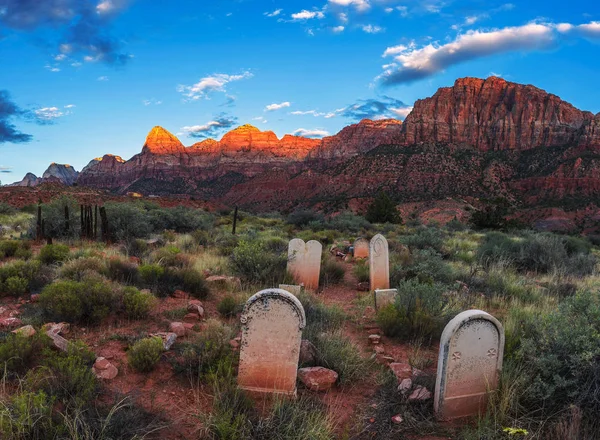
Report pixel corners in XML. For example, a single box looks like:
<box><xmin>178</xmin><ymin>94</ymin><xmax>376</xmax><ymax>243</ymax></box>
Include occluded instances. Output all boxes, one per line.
<box><xmin>279</xmin><ymin>284</ymin><xmax>302</xmax><ymax>296</ymax></box>
<box><xmin>287</xmin><ymin>239</ymin><xmax>322</xmax><ymax>291</ymax></box>
<box><xmin>353</xmin><ymin>238</ymin><xmax>369</xmax><ymax>259</ymax></box>
<box><xmin>434</xmin><ymin>310</ymin><xmax>505</xmax><ymax>421</ymax></box>
<box><xmin>238</xmin><ymin>288</ymin><xmax>306</xmax><ymax>397</ymax></box>
<box><xmin>369</xmin><ymin>234</ymin><xmax>390</xmax><ymax>290</ymax></box>
<box><xmin>374</xmin><ymin>288</ymin><xmax>398</xmax><ymax>310</ymax></box>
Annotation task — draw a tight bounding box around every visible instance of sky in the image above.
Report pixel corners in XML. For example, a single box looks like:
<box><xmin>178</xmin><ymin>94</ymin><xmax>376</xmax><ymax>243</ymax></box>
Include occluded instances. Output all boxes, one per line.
<box><xmin>0</xmin><ymin>0</ymin><xmax>599</xmax><ymax>182</ymax></box>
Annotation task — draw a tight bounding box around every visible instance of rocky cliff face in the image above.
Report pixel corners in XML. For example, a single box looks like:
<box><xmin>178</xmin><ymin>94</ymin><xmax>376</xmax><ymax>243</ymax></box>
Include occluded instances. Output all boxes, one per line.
<box><xmin>142</xmin><ymin>126</ymin><xmax>186</xmax><ymax>155</ymax></box>
<box><xmin>402</xmin><ymin>77</ymin><xmax>600</xmax><ymax>150</ymax></box>
<box><xmin>41</xmin><ymin>163</ymin><xmax>79</xmax><ymax>185</ymax></box>
<box><xmin>9</xmin><ymin>172</ymin><xmax>41</xmax><ymax>187</ymax></box>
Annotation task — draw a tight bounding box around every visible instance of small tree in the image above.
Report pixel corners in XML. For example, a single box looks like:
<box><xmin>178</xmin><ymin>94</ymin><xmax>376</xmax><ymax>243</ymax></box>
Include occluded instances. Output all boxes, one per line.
<box><xmin>365</xmin><ymin>191</ymin><xmax>402</xmax><ymax>224</ymax></box>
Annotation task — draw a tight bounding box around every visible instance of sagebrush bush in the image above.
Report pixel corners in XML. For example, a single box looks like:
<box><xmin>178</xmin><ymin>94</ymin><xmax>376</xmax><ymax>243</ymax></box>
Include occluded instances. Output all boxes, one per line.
<box><xmin>39</xmin><ymin>279</ymin><xmax>118</xmax><ymax>324</ymax></box>
<box><xmin>0</xmin><ymin>260</ymin><xmax>43</xmax><ymax>295</ymax></box>
<box><xmin>5</xmin><ymin>276</ymin><xmax>28</xmax><ymax>295</ymax></box>
<box><xmin>123</xmin><ymin>287</ymin><xmax>155</xmax><ymax>319</ymax></box>
<box><xmin>319</xmin><ymin>258</ymin><xmax>345</xmax><ymax>287</ymax></box>
<box><xmin>0</xmin><ymin>240</ymin><xmax>20</xmax><ymax>258</ymax></box>
<box><xmin>175</xmin><ymin>319</ymin><xmax>233</xmax><ymax>377</ymax></box>
<box><xmin>391</xmin><ymin>248</ymin><xmax>455</xmax><ymax>285</ymax></box>
<box><xmin>60</xmin><ymin>256</ymin><xmax>107</xmax><ymax>281</ymax></box>
<box><xmin>326</xmin><ymin>212</ymin><xmax>371</xmax><ymax>233</ymax></box>
<box><xmin>230</xmin><ymin>239</ymin><xmax>287</xmax><ymax>285</ymax></box>
<box><xmin>38</xmin><ymin>244</ymin><xmax>70</xmax><ymax>265</ymax></box>
<box><xmin>0</xmin><ymin>332</ymin><xmax>50</xmax><ymax>374</ymax></box>
<box><xmin>377</xmin><ymin>279</ymin><xmax>454</xmax><ymax>342</ymax></box>
<box><xmin>298</xmin><ymin>293</ymin><xmax>345</xmax><ymax>341</ymax></box>
<box><xmin>128</xmin><ymin>337</ymin><xmax>163</xmax><ymax>373</ymax></box>
<box><xmin>0</xmin><ymin>390</ymin><xmax>57</xmax><ymax>440</ymax></box>
<box><xmin>400</xmin><ymin>226</ymin><xmax>444</xmax><ymax>252</ymax></box>
<box><xmin>153</xmin><ymin>246</ymin><xmax>190</xmax><ymax>268</ymax></box>
<box><xmin>106</xmin><ymin>257</ymin><xmax>139</xmax><ymax>284</ymax></box>
<box><xmin>217</xmin><ymin>295</ymin><xmax>238</xmax><ymax>318</ymax></box>
<box><xmin>286</xmin><ymin>210</ymin><xmax>325</xmax><ymax>227</ymax></box>
<box><xmin>353</xmin><ymin>260</ymin><xmax>370</xmax><ymax>283</ymax></box>
<box><xmin>138</xmin><ymin>263</ymin><xmax>164</xmax><ymax>289</ymax></box>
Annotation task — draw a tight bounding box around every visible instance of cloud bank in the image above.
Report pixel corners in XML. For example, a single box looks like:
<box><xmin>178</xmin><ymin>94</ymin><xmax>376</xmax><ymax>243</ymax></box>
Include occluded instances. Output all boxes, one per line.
<box><xmin>177</xmin><ymin>72</ymin><xmax>253</xmax><ymax>100</ymax></box>
<box><xmin>181</xmin><ymin>113</ymin><xmax>238</xmax><ymax>139</ymax></box>
<box><xmin>0</xmin><ymin>91</ymin><xmax>32</xmax><ymax>144</ymax></box>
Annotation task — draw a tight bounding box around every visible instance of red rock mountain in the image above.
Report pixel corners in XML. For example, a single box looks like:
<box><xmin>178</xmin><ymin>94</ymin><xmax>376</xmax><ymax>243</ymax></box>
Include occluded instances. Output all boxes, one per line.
<box><xmin>14</xmin><ymin>76</ymin><xmax>600</xmax><ymax>229</ymax></box>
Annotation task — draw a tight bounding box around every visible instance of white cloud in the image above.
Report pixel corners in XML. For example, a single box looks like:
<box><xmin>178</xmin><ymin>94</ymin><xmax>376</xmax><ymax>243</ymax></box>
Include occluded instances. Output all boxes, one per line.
<box><xmin>396</xmin><ymin>6</ymin><xmax>408</xmax><ymax>17</ymax></box>
<box><xmin>35</xmin><ymin>107</ymin><xmax>64</xmax><ymax>121</ymax></box>
<box><xmin>97</xmin><ymin>76</ymin><xmax>109</xmax><ymax>81</ymax></box>
<box><xmin>253</xmin><ymin>116</ymin><xmax>268</xmax><ymax>124</ymax></box>
<box><xmin>177</xmin><ymin>71</ymin><xmax>253</xmax><ymax>100</ymax></box>
<box><xmin>382</xmin><ymin>44</ymin><xmax>409</xmax><ymax>57</ymax></box>
<box><xmin>143</xmin><ymin>99</ymin><xmax>162</xmax><ymax>106</ymax></box>
<box><xmin>264</xmin><ymin>9</ymin><xmax>283</xmax><ymax>17</ymax></box>
<box><xmin>182</xmin><ymin>122</ymin><xmax>221</xmax><ymax>134</ymax></box>
<box><xmin>339</xmin><ymin>12</ymin><xmax>348</xmax><ymax>23</ymax></box>
<box><xmin>265</xmin><ymin>101</ymin><xmax>291</xmax><ymax>111</ymax></box>
<box><xmin>559</xmin><ymin>21</ymin><xmax>600</xmax><ymax>38</ymax></box>
<box><xmin>291</xmin><ymin>10</ymin><xmax>325</xmax><ymax>20</ymax></box>
<box><xmin>379</xmin><ymin>22</ymin><xmax>557</xmax><ymax>84</ymax></box>
<box><xmin>384</xmin><ymin>7</ymin><xmax>393</xmax><ymax>13</ymax></box>
<box><xmin>332</xmin><ymin>26</ymin><xmax>345</xmax><ymax>33</ymax></box>
<box><xmin>64</xmin><ymin>104</ymin><xmax>76</xmax><ymax>109</ymax></box>
<box><xmin>54</xmin><ymin>54</ymin><xmax>67</xmax><ymax>61</ymax></box>
<box><xmin>291</xmin><ymin>110</ymin><xmax>326</xmax><ymax>116</ymax></box>
<box><xmin>96</xmin><ymin>0</ymin><xmax>114</xmax><ymax>13</ymax></box>
<box><xmin>362</xmin><ymin>24</ymin><xmax>384</xmax><ymax>34</ymax></box>
<box><xmin>328</xmin><ymin>0</ymin><xmax>370</xmax><ymax>12</ymax></box>
<box><xmin>293</xmin><ymin>128</ymin><xmax>330</xmax><ymax>138</ymax></box>
<box><xmin>71</xmin><ymin>62</ymin><xmax>82</xmax><ymax>67</ymax></box>
<box><xmin>45</xmin><ymin>65</ymin><xmax>61</xmax><ymax>72</ymax></box>
<box><xmin>390</xmin><ymin>106</ymin><xmax>413</xmax><ymax>119</ymax></box>
<box><xmin>59</xmin><ymin>44</ymin><xmax>72</xmax><ymax>54</ymax></box>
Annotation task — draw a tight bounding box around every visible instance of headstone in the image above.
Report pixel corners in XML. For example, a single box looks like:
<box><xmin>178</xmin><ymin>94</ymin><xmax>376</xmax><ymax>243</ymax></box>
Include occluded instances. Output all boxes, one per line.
<box><xmin>238</xmin><ymin>288</ymin><xmax>306</xmax><ymax>397</ymax></box>
<box><xmin>374</xmin><ymin>289</ymin><xmax>398</xmax><ymax>310</ymax></box>
<box><xmin>434</xmin><ymin>310</ymin><xmax>504</xmax><ymax>421</ymax></box>
<box><xmin>353</xmin><ymin>238</ymin><xmax>369</xmax><ymax>259</ymax></box>
<box><xmin>369</xmin><ymin>234</ymin><xmax>390</xmax><ymax>290</ymax></box>
<box><xmin>279</xmin><ymin>284</ymin><xmax>302</xmax><ymax>296</ymax></box>
<box><xmin>287</xmin><ymin>239</ymin><xmax>322</xmax><ymax>291</ymax></box>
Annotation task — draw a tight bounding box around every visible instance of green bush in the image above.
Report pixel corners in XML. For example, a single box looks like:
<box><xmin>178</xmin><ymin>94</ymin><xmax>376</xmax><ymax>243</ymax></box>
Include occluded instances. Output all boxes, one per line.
<box><xmin>106</xmin><ymin>257</ymin><xmax>139</xmax><ymax>284</ymax></box>
<box><xmin>319</xmin><ymin>258</ymin><xmax>345</xmax><ymax>287</ymax></box>
<box><xmin>286</xmin><ymin>210</ymin><xmax>325</xmax><ymax>227</ymax></box>
<box><xmin>138</xmin><ymin>264</ymin><xmax>164</xmax><ymax>289</ymax></box>
<box><xmin>326</xmin><ymin>212</ymin><xmax>371</xmax><ymax>233</ymax></box>
<box><xmin>38</xmin><ymin>244</ymin><xmax>70</xmax><ymax>265</ymax></box>
<box><xmin>353</xmin><ymin>260</ymin><xmax>370</xmax><ymax>283</ymax></box>
<box><xmin>377</xmin><ymin>280</ymin><xmax>453</xmax><ymax>342</ymax></box>
<box><xmin>298</xmin><ymin>293</ymin><xmax>346</xmax><ymax>341</ymax></box>
<box><xmin>400</xmin><ymin>226</ymin><xmax>444</xmax><ymax>252</ymax></box>
<box><xmin>60</xmin><ymin>257</ymin><xmax>107</xmax><ymax>281</ymax></box>
<box><xmin>103</xmin><ymin>202</ymin><xmax>153</xmax><ymax>241</ymax></box>
<box><xmin>153</xmin><ymin>246</ymin><xmax>189</xmax><ymax>268</ymax></box>
<box><xmin>123</xmin><ymin>287</ymin><xmax>155</xmax><ymax>319</ymax></box>
<box><xmin>391</xmin><ymin>249</ymin><xmax>455</xmax><ymax>285</ymax></box>
<box><xmin>5</xmin><ymin>276</ymin><xmax>28</xmax><ymax>295</ymax></box>
<box><xmin>0</xmin><ymin>240</ymin><xmax>20</xmax><ymax>258</ymax></box>
<box><xmin>230</xmin><ymin>239</ymin><xmax>287</xmax><ymax>285</ymax></box>
<box><xmin>217</xmin><ymin>295</ymin><xmax>238</xmax><ymax>318</ymax></box>
<box><xmin>365</xmin><ymin>191</ymin><xmax>402</xmax><ymax>224</ymax></box>
<box><xmin>128</xmin><ymin>337</ymin><xmax>163</xmax><ymax>373</ymax></box>
<box><xmin>0</xmin><ymin>390</ymin><xmax>57</xmax><ymax>440</ymax></box>
<box><xmin>39</xmin><ymin>279</ymin><xmax>117</xmax><ymax>324</ymax></box>
<box><xmin>0</xmin><ymin>332</ymin><xmax>50</xmax><ymax>374</ymax></box>
<box><xmin>175</xmin><ymin>320</ymin><xmax>233</xmax><ymax>377</ymax></box>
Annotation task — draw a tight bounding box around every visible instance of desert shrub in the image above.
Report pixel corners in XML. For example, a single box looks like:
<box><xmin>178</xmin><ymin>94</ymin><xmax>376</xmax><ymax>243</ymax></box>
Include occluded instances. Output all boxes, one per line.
<box><xmin>153</xmin><ymin>246</ymin><xmax>190</xmax><ymax>268</ymax></box>
<box><xmin>39</xmin><ymin>279</ymin><xmax>117</xmax><ymax>324</ymax></box>
<box><xmin>230</xmin><ymin>239</ymin><xmax>287</xmax><ymax>285</ymax></box>
<box><xmin>391</xmin><ymin>249</ymin><xmax>455</xmax><ymax>285</ymax></box>
<box><xmin>319</xmin><ymin>258</ymin><xmax>345</xmax><ymax>287</ymax></box>
<box><xmin>106</xmin><ymin>257</ymin><xmax>139</xmax><ymax>284</ymax></box>
<box><xmin>103</xmin><ymin>202</ymin><xmax>153</xmax><ymax>241</ymax></box>
<box><xmin>298</xmin><ymin>293</ymin><xmax>345</xmax><ymax>341</ymax></box>
<box><xmin>0</xmin><ymin>202</ymin><xmax>16</xmax><ymax>215</ymax></box>
<box><xmin>148</xmin><ymin>206</ymin><xmax>213</xmax><ymax>233</ymax></box>
<box><xmin>310</xmin><ymin>330</ymin><xmax>373</xmax><ymax>385</ymax></box>
<box><xmin>175</xmin><ymin>319</ymin><xmax>233</xmax><ymax>377</ymax></box>
<box><xmin>0</xmin><ymin>240</ymin><xmax>20</xmax><ymax>258</ymax></box>
<box><xmin>128</xmin><ymin>337</ymin><xmax>163</xmax><ymax>373</ymax></box>
<box><xmin>60</xmin><ymin>257</ymin><xmax>107</xmax><ymax>281</ymax></box>
<box><xmin>0</xmin><ymin>390</ymin><xmax>58</xmax><ymax>440</ymax></box>
<box><xmin>353</xmin><ymin>260</ymin><xmax>370</xmax><ymax>283</ymax></box>
<box><xmin>14</xmin><ymin>246</ymin><xmax>33</xmax><ymax>260</ymax></box>
<box><xmin>33</xmin><ymin>196</ymin><xmax>80</xmax><ymax>239</ymax></box>
<box><xmin>138</xmin><ymin>264</ymin><xmax>164</xmax><ymax>290</ymax></box>
<box><xmin>217</xmin><ymin>295</ymin><xmax>238</xmax><ymax>318</ymax></box>
<box><xmin>377</xmin><ymin>280</ymin><xmax>453</xmax><ymax>343</ymax></box>
<box><xmin>327</xmin><ymin>212</ymin><xmax>371</xmax><ymax>233</ymax></box>
<box><xmin>0</xmin><ymin>332</ymin><xmax>50</xmax><ymax>374</ymax></box>
<box><xmin>125</xmin><ymin>238</ymin><xmax>149</xmax><ymax>258</ymax></box>
<box><xmin>5</xmin><ymin>276</ymin><xmax>28</xmax><ymax>295</ymax></box>
<box><xmin>123</xmin><ymin>287</ymin><xmax>155</xmax><ymax>319</ymax></box>
<box><xmin>516</xmin><ymin>290</ymin><xmax>600</xmax><ymax>417</ymax></box>
<box><xmin>286</xmin><ymin>210</ymin><xmax>325</xmax><ymax>227</ymax></box>
<box><xmin>147</xmin><ymin>266</ymin><xmax>209</xmax><ymax>299</ymax></box>
<box><xmin>177</xmin><ymin>267</ymin><xmax>210</xmax><ymax>299</ymax></box>
<box><xmin>38</xmin><ymin>244</ymin><xmax>70</xmax><ymax>265</ymax></box>
<box><xmin>366</xmin><ymin>191</ymin><xmax>402</xmax><ymax>224</ymax></box>
<box><xmin>28</xmin><ymin>344</ymin><xmax>97</xmax><ymax>407</ymax></box>
<box><xmin>469</xmin><ymin>197</ymin><xmax>513</xmax><ymax>230</ymax></box>
<box><xmin>445</xmin><ymin>217</ymin><xmax>467</xmax><ymax>231</ymax></box>
<box><xmin>477</xmin><ymin>231</ymin><xmax>597</xmax><ymax>276</ymax></box>
<box><xmin>401</xmin><ymin>226</ymin><xmax>444</xmax><ymax>252</ymax></box>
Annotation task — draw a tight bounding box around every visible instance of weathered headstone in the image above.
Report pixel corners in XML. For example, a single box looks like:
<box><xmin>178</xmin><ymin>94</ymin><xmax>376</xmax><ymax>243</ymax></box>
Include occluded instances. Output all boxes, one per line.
<box><xmin>238</xmin><ymin>288</ymin><xmax>306</xmax><ymax>397</ymax></box>
<box><xmin>279</xmin><ymin>284</ymin><xmax>302</xmax><ymax>296</ymax></box>
<box><xmin>287</xmin><ymin>239</ymin><xmax>322</xmax><ymax>291</ymax></box>
<box><xmin>434</xmin><ymin>310</ymin><xmax>505</xmax><ymax>421</ymax></box>
<box><xmin>374</xmin><ymin>288</ymin><xmax>398</xmax><ymax>310</ymax></box>
<box><xmin>353</xmin><ymin>238</ymin><xmax>369</xmax><ymax>259</ymax></box>
<box><xmin>369</xmin><ymin>234</ymin><xmax>389</xmax><ymax>290</ymax></box>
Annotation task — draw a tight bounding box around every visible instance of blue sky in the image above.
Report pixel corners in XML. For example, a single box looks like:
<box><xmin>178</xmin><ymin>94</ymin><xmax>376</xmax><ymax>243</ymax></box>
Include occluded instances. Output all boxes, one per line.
<box><xmin>0</xmin><ymin>0</ymin><xmax>599</xmax><ymax>181</ymax></box>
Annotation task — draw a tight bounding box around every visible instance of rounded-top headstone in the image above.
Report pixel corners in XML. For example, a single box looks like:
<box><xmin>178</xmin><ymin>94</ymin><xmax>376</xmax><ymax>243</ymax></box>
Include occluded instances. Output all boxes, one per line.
<box><xmin>369</xmin><ymin>234</ymin><xmax>390</xmax><ymax>290</ymax></box>
<box><xmin>434</xmin><ymin>310</ymin><xmax>504</xmax><ymax>421</ymax></box>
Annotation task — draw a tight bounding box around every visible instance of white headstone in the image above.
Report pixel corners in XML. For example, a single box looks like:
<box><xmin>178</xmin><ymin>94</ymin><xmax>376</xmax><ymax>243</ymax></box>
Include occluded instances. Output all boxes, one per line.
<box><xmin>287</xmin><ymin>239</ymin><xmax>323</xmax><ymax>291</ymax></box>
<box><xmin>279</xmin><ymin>284</ymin><xmax>302</xmax><ymax>296</ymax></box>
<box><xmin>374</xmin><ymin>288</ymin><xmax>398</xmax><ymax>310</ymax></box>
<box><xmin>238</xmin><ymin>288</ymin><xmax>306</xmax><ymax>397</ymax></box>
<box><xmin>369</xmin><ymin>234</ymin><xmax>390</xmax><ymax>290</ymax></box>
<box><xmin>353</xmin><ymin>238</ymin><xmax>369</xmax><ymax>259</ymax></box>
<box><xmin>434</xmin><ymin>310</ymin><xmax>504</xmax><ymax>421</ymax></box>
